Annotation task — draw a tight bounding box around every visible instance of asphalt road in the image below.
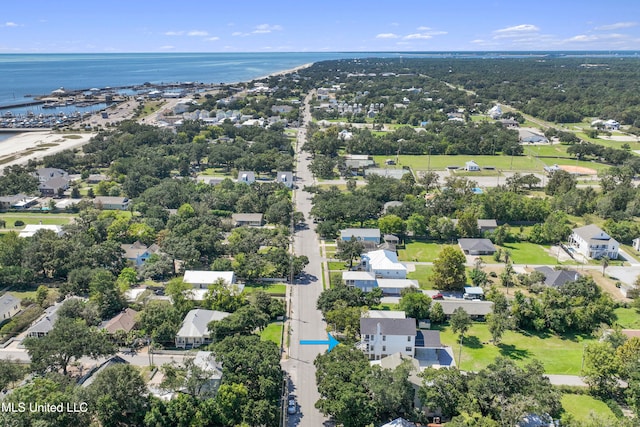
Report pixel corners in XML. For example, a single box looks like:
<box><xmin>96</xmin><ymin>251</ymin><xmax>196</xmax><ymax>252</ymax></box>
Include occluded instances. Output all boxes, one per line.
<box><xmin>282</xmin><ymin>91</ymin><xmax>332</xmax><ymax>427</ymax></box>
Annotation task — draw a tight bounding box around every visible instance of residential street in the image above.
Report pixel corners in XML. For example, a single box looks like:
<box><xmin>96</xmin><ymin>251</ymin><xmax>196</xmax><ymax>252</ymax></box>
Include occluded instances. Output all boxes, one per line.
<box><xmin>281</xmin><ymin>91</ymin><xmax>332</xmax><ymax>427</ymax></box>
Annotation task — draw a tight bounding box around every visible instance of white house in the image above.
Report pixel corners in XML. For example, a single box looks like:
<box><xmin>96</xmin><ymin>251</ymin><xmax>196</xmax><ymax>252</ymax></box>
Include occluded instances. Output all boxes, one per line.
<box><xmin>18</xmin><ymin>224</ymin><xmax>64</xmax><ymax>238</ymax></box>
<box><xmin>0</xmin><ymin>294</ymin><xmax>21</xmax><ymax>324</ymax></box>
<box><xmin>568</xmin><ymin>224</ymin><xmax>619</xmax><ymax>260</ymax></box>
<box><xmin>340</xmin><ymin>228</ymin><xmax>381</xmax><ymax>243</ymax></box>
<box><xmin>93</xmin><ymin>196</ymin><xmax>130</xmax><ymax>210</ymax></box>
<box><xmin>342</xmin><ymin>271</ymin><xmax>377</xmax><ymax>292</ymax></box>
<box><xmin>237</xmin><ymin>171</ymin><xmax>256</xmax><ymax>184</ymax></box>
<box><xmin>276</xmin><ymin>171</ymin><xmax>294</xmax><ymax>188</ymax></box>
<box><xmin>604</xmin><ymin>119</ymin><xmax>620</xmax><ymax>131</ymax></box>
<box><xmin>183</xmin><ymin>271</ymin><xmax>237</xmax><ymax>290</ymax></box>
<box><xmin>488</xmin><ymin>104</ymin><xmax>503</xmax><ymax>119</ymax></box>
<box><xmin>633</xmin><ymin>237</ymin><xmax>640</xmax><ymax>252</ymax></box>
<box><xmin>464</xmin><ymin>160</ymin><xmax>480</xmax><ymax>171</ymax></box>
<box><xmin>359</xmin><ymin>317</ymin><xmax>416</xmax><ymax>360</ymax></box>
<box><xmin>175</xmin><ymin>309</ymin><xmax>231</xmax><ymax>349</ymax></box>
<box><xmin>360</xmin><ymin>249</ymin><xmax>407</xmax><ymax>279</ymax></box>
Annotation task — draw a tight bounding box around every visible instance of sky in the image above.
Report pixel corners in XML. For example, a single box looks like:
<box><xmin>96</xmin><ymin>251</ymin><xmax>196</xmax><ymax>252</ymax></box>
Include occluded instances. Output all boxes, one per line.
<box><xmin>1</xmin><ymin>0</ymin><xmax>639</xmax><ymax>53</ymax></box>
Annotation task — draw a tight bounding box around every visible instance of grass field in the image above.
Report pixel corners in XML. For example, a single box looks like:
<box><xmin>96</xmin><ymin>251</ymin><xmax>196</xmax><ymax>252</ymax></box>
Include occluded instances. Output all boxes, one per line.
<box><xmin>372</xmin><ymin>154</ymin><xmax>612</xmax><ymax>173</ymax></box>
<box><xmin>398</xmin><ymin>241</ymin><xmax>455</xmax><ymax>262</ymax></box>
<box><xmin>406</xmin><ymin>265</ymin><xmax>434</xmax><ymax>289</ymax></box>
<box><xmin>260</xmin><ymin>321</ymin><xmax>284</xmax><ymax>346</ymax></box>
<box><xmin>522</xmin><ymin>144</ymin><xmax>571</xmax><ymax>158</ymax></box>
<box><xmin>438</xmin><ymin>322</ymin><xmax>594</xmax><ymax>374</ymax></box>
<box><xmin>499</xmin><ymin>242</ymin><xmax>560</xmax><ymax>265</ymax></box>
<box><xmin>613</xmin><ymin>307</ymin><xmax>640</xmax><ymax>329</ymax></box>
<box><xmin>327</xmin><ymin>261</ymin><xmax>348</xmax><ymax>271</ymax></box>
<box><xmin>0</xmin><ymin>212</ymin><xmax>77</xmax><ymax>230</ymax></box>
<box><xmin>242</xmin><ymin>283</ymin><xmax>287</xmax><ymax>295</ymax></box>
<box><xmin>561</xmin><ymin>394</ymin><xmax>616</xmax><ymax>424</ymax></box>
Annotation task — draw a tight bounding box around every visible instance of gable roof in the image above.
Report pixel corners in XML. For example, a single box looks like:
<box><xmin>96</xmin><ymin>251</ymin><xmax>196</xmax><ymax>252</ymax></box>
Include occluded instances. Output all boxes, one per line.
<box><xmin>78</xmin><ymin>355</ymin><xmax>128</xmax><ymax>388</ymax></box>
<box><xmin>435</xmin><ymin>300</ymin><xmax>494</xmax><ymax>316</ymax></box>
<box><xmin>360</xmin><ymin>317</ymin><xmax>416</xmax><ymax>336</ymax></box>
<box><xmin>0</xmin><ymin>294</ymin><xmax>21</xmax><ymax>318</ymax></box>
<box><xmin>102</xmin><ymin>308</ymin><xmax>138</xmax><ymax>334</ymax></box>
<box><xmin>342</xmin><ymin>271</ymin><xmax>376</xmax><ymax>281</ymax></box>
<box><xmin>380</xmin><ymin>418</ymin><xmax>417</xmax><ymax>427</ymax></box>
<box><xmin>458</xmin><ymin>238</ymin><xmax>496</xmax><ymax>253</ymax></box>
<box><xmin>366</xmin><ymin>310</ymin><xmax>406</xmax><ymax>319</ymax></box>
<box><xmin>477</xmin><ymin>219</ymin><xmax>498</xmax><ymax>228</ymax></box>
<box><xmin>183</xmin><ymin>270</ymin><xmax>235</xmax><ymax>285</ymax></box>
<box><xmin>340</xmin><ymin>228</ymin><xmax>381</xmax><ymax>240</ymax></box>
<box><xmin>416</xmin><ymin>330</ymin><xmax>442</xmax><ymax>348</ymax></box>
<box><xmin>231</xmin><ymin>213</ymin><xmax>264</xmax><ymax>223</ymax></box>
<box><xmin>176</xmin><ymin>309</ymin><xmax>231</xmax><ymax>338</ymax></box>
<box><xmin>121</xmin><ymin>241</ymin><xmax>160</xmax><ymax>259</ymax></box>
<box><xmin>365</xmin><ymin>249</ymin><xmax>407</xmax><ymax>272</ymax></box>
<box><xmin>572</xmin><ymin>224</ymin><xmax>618</xmax><ymax>245</ymax></box>
<box><xmin>193</xmin><ymin>351</ymin><xmax>223</xmax><ymax>380</ymax></box>
<box><xmin>534</xmin><ymin>266</ymin><xmax>580</xmax><ymax>287</ymax></box>
<box><xmin>18</xmin><ymin>224</ymin><xmax>64</xmax><ymax>238</ymax></box>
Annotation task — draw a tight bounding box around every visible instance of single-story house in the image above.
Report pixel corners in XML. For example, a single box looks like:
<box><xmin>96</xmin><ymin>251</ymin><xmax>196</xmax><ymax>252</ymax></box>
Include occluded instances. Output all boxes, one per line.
<box><xmin>231</xmin><ymin>213</ymin><xmax>264</xmax><ymax>227</ymax></box>
<box><xmin>463</xmin><ymin>286</ymin><xmax>485</xmax><ymax>300</ymax></box>
<box><xmin>477</xmin><ymin>219</ymin><xmax>498</xmax><ymax>234</ymax></box>
<box><xmin>101</xmin><ymin>308</ymin><xmax>138</xmax><ymax>335</ymax></box>
<box><xmin>121</xmin><ymin>241</ymin><xmax>161</xmax><ymax>266</ymax></box>
<box><xmin>276</xmin><ymin>171</ymin><xmax>294</xmax><ymax>188</ymax></box>
<box><xmin>499</xmin><ymin>118</ymin><xmax>519</xmax><ymax>128</ymax></box>
<box><xmin>33</xmin><ymin>167</ymin><xmax>68</xmax><ymax>183</ymax></box>
<box><xmin>340</xmin><ymin>228</ymin><xmax>381</xmax><ymax>243</ymax></box>
<box><xmin>78</xmin><ymin>356</ymin><xmax>129</xmax><ymax>387</ymax></box>
<box><xmin>376</xmin><ymin>279</ymin><xmax>419</xmax><ymax>296</ymax></box>
<box><xmin>93</xmin><ymin>196</ymin><xmax>130</xmax><ymax>210</ymax></box>
<box><xmin>342</xmin><ymin>271</ymin><xmax>377</xmax><ymax>292</ymax></box>
<box><xmin>18</xmin><ymin>224</ymin><xmax>65</xmax><ymax>238</ymax></box>
<box><xmin>24</xmin><ymin>297</ymin><xmax>85</xmax><ymax>338</ymax></box>
<box><xmin>365</xmin><ymin>310</ymin><xmax>406</xmax><ymax>319</ymax></box>
<box><xmin>191</xmin><ymin>351</ymin><xmax>224</xmax><ymax>398</ymax></box>
<box><xmin>183</xmin><ymin>270</ymin><xmax>237</xmax><ymax>290</ymax></box>
<box><xmin>464</xmin><ymin>160</ymin><xmax>480</xmax><ymax>171</ymax></box>
<box><xmin>175</xmin><ymin>309</ymin><xmax>231</xmax><ymax>349</ymax></box>
<box><xmin>568</xmin><ymin>224</ymin><xmax>619</xmax><ymax>260</ymax></box>
<box><xmin>237</xmin><ymin>171</ymin><xmax>256</xmax><ymax>184</ymax></box>
<box><xmin>0</xmin><ymin>294</ymin><xmax>21</xmax><ymax>324</ymax></box>
<box><xmin>458</xmin><ymin>238</ymin><xmax>497</xmax><ymax>255</ymax></box>
<box><xmin>534</xmin><ymin>266</ymin><xmax>580</xmax><ymax>288</ymax></box>
<box><xmin>433</xmin><ymin>300</ymin><xmax>494</xmax><ymax>319</ymax></box>
<box><xmin>0</xmin><ymin>194</ymin><xmax>39</xmax><ymax>210</ymax></box>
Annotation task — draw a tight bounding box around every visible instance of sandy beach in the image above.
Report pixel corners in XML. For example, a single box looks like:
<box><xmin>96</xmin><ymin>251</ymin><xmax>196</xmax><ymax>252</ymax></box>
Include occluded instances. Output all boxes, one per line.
<box><xmin>0</xmin><ymin>61</ymin><xmax>315</xmax><ymax>172</ymax></box>
<box><xmin>0</xmin><ymin>131</ymin><xmax>96</xmax><ymax>170</ymax></box>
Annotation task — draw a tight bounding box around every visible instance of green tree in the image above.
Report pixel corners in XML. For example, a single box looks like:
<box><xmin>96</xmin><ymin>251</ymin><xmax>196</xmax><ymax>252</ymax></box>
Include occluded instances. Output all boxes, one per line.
<box><xmin>430</xmin><ymin>301</ymin><xmax>446</xmax><ymax>323</ymax></box>
<box><xmin>24</xmin><ymin>317</ymin><xmax>115</xmax><ymax>375</ymax></box>
<box><xmin>500</xmin><ymin>262</ymin><xmax>515</xmax><ymax>294</ymax></box>
<box><xmin>456</xmin><ymin>208</ymin><xmax>479</xmax><ymax>238</ymax></box>
<box><xmin>378</xmin><ymin>214</ymin><xmax>406</xmax><ymax>236</ymax></box>
<box><xmin>215</xmin><ymin>383</ymin><xmax>249</xmax><ymax>426</ymax></box>
<box><xmin>451</xmin><ymin>307</ymin><xmax>472</xmax><ymax>366</ymax></box>
<box><xmin>486</xmin><ymin>312</ymin><xmax>510</xmax><ymax>344</ymax></box>
<box><xmin>419</xmin><ymin>367</ymin><xmax>467</xmax><ymax>419</ymax></box>
<box><xmin>89</xmin><ymin>269</ymin><xmax>124</xmax><ymax>318</ymax></box>
<box><xmin>405</xmin><ymin>213</ymin><xmax>427</xmax><ymax>237</ymax></box>
<box><xmin>336</xmin><ymin>238</ymin><xmax>365</xmax><ymax>268</ymax></box>
<box><xmin>583</xmin><ymin>341</ymin><xmax>620</xmax><ymax>397</ymax></box>
<box><xmin>398</xmin><ymin>289</ymin><xmax>431</xmax><ymax>320</ymax></box>
<box><xmin>0</xmin><ymin>358</ymin><xmax>25</xmax><ymax>390</ymax></box>
<box><xmin>165</xmin><ymin>278</ymin><xmax>195</xmax><ymax>316</ymax></box>
<box><xmin>138</xmin><ymin>301</ymin><xmax>182</xmax><ymax>346</ymax></box>
<box><xmin>432</xmin><ymin>246</ymin><xmax>467</xmax><ymax>291</ymax></box>
<box><xmin>86</xmin><ymin>363</ymin><xmax>150</xmax><ymax>427</ymax></box>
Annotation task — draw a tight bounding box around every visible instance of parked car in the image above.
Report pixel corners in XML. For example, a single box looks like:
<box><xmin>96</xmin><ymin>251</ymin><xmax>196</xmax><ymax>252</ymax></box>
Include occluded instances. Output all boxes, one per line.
<box><xmin>432</xmin><ymin>293</ymin><xmax>444</xmax><ymax>300</ymax></box>
<box><xmin>287</xmin><ymin>403</ymin><xmax>297</xmax><ymax>415</ymax></box>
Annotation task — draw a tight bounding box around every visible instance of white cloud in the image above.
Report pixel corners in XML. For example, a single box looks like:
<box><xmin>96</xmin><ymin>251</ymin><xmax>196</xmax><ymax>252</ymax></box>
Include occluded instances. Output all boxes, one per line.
<box><xmin>206</xmin><ymin>37</ymin><xmax>220</xmax><ymax>41</ymax></box>
<box><xmin>376</xmin><ymin>33</ymin><xmax>399</xmax><ymax>39</ymax></box>
<box><xmin>471</xmin><ymin>39</ymin><xmax>486</xmax><ymax>44</ymax></box>
<box><xmin>187</xmin><ymin>30</ymin><xmax>209</xmax><ymax>37</ymax></box>
<box><xmin>253</xmin><ymin>24</ymin><xmax>283</xmax><ymax>34</ymax></box>
<box><xmin>4</xmin><ymin>22</ymin><xmax>18</xmax><ymax>27</ymax></box>
<box><xmin>160</xmin><ymin>45</ymin><xmax>175</xmax><ymax>50</ymax></box>
<box><xmin>493</xmin><ymin>24</ymin><xmax>540</xmax><ymax>38</ymax></box>
<box><xmin>165</xmin><ymin>31</ymin><xmax>184</xmax><ymax>36</ymax></box>
<box><xmin>390</xmin><ymin>22</ymin><xmax>400</xmax><ymax>27</ymax></box>
<box><xmin>596</xmin><ymin>22</ymin><xmax>638</xmax><ymax>31</ymax></box>
<box><xmin>404</xmin><ymin>33</ymin><xmax>432</xmax><ymax>40</ymax></box>
<box><xmin>231</xmin><ymin>31</ymin><xmax>244</xmax><ymax>36</ymax></box>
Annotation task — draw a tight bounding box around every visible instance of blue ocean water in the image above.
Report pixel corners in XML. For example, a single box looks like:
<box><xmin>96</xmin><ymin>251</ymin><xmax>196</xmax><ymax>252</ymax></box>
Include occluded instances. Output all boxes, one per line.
<box><xmin>0</xmin><ymin>52</ymin><xmax>368</xmax><ymax>108</ymax></box>
<box><xmin>1</xmin><ymin>51</ymin><xmax>638</xmax><ymax>109</ymax></box>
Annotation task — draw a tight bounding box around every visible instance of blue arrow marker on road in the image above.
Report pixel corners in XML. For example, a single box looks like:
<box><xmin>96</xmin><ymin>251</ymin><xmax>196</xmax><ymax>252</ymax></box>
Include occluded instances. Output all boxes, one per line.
<box><xmin>300</xmin><ymin>333</ymin><xmax>340</xmax><ymax>352</ymax></box>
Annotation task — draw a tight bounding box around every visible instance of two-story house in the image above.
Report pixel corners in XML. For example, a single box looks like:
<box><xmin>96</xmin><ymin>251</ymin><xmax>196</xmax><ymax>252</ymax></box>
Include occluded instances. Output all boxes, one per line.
<box><xmin>568</xmin><ymin>224</ymin><xmax>619</xmax><ymax>260</ymax></box>
<box><xmin>360</xmin><ymin>249</ymin><xmax>407</xmax><ymax>279</ymax></box>
<box><xmin>359</xmin><ymin>317</ymin><xmax>416</xmax><ymax>361</ymax></box>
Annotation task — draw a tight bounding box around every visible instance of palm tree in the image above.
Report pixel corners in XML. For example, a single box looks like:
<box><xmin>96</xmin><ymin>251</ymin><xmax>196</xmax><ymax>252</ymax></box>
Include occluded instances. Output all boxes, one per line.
<box><xmin>601</xmin><ymin>256</ymin><xmax>610</xmax><ymax>276</ymax></box>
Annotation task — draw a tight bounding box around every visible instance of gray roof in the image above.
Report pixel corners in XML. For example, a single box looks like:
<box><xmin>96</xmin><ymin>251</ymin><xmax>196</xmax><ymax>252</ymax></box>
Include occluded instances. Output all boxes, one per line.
<box><xmin>34</xmin><ymin>168</ymin><xmax>68</xmax><ymax>180</ymax></box>
<box><xmin>380</xmin><ymin>418</ymin><xmax>417</xmax><ymax>427</ymax></box>
<box><xmin>79</xmin><ymin>356</ymin><xmax>128</xmax><ymax>388</ymax></box>
<box><xmin>360</xmin><ymin>318</ymin><xmax>416</xmax><ymax>336</ymax></box>
<box><xmin>121</xmin><ymin>241</ymin><xmax>160</xmax><ymax>259</ymax></box>
<box><xmin>572</xmin><ymin>224</ymin><xmax>618</xmax><ymax>245</ymax></box>
<box><xmin>176</xmin><ymin>309</ymin><xmax>230</xmax><ymax>339</ymax></box>
<box><xmin>0</xmin><ymin>294</ymin><xmax>21</xmax><ymax>318</ymax></box>
<box><xmin>39</xmin><ymin>176</ymin><xmax>69</xmax><ymax>190</ymax></box>
<box><xmin>340</xmin><ymin>228</ymin><xmax>381</xmax><ymax>240</ymax></box>
<box><xmin>477</xmin><ymin>219</ymin><xmax>498</xmax><ymax>228</ymax></box>
<box><xmin>231</xmin><ymin>213</ymin><xmax>264</xmax><ymax>223</ymax></box>
<box><xmin>435</xmin><ymin>300</ymin><xmax>494</xmax><ymax>316</ymax></box>
<box><xmin>534</xmin><ymin>266</ymin><xmax>581</xmax><ymax>287</ymax></box>
<box><xmin>418</xmin><ymin>330</ymin><xmax>442</xmax><ymax>348</ymax></box>
<box><xmin>458</xmin><ymin>238</ymin><xmax>496</xmax><ymax>253</ymax></box>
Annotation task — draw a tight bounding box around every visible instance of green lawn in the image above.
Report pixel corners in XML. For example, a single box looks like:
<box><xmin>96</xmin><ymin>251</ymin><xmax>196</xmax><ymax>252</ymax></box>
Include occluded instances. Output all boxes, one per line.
<box><xmin>0</xmin><ymin>212</ymin><xmax>77</xmax><ymax>229</ymax></box>
<box><xmin>613</xmin><ymin>307</ymin><xmax>640</xmax><ymax>329</ymax></box>
<box><xmin>242</xmin><ymin>283</ymin><xmax>287</xmax><ymax>296</ymax></box>
<box><xmin>406</xmin><ymin>265</ymin><xmax>434</xmax><ymax>290</ymax></box>
<box><xmin>327</xmin><ymin>261</ymin><xmax>348</xmax><ymax>271</ymax></box>
<box><xmin>522</xmin><ymin>144</ymin><xmax>571</xmax><ymax>158</ymax></box>
<box><xmin>438</xmin><ymin>323</ymin><xmax>594</xmax><ymax>375</ymax></box>
<box><xmin>561</xmin><ymin>394</ymin><xmax>616</xmax><ymax>424</ymax></box>
<box><xmin>260</xmin><ymin>321</ymin><xmax>284</xmax><ymax>346</ymax></box>
<box><xmin>499</xmin><ymin>242</ymin><xmax>560</xmax><ymax>265</ymax></box>
<box><xmin>620</xmin><ymin>244</ymin><xmax>640</xmax><ymax>263</ymax></box>
<box><xmin>398</xmin><ymin>241</ymin><xmax>454</xmax><ymax>262</ymax></box>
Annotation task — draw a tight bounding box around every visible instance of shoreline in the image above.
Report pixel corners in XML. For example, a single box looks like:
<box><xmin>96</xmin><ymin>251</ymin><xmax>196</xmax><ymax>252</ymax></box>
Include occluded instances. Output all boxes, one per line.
<box><xmin>0</xmin><ymin>61</ymin><xmax>316</xmax><ymax>170</ymax></box>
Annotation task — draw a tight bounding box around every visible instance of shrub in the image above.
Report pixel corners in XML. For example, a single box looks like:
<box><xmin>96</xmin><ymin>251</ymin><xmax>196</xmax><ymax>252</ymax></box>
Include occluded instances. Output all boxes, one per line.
<box><xmin>13</xmin><ymin>220</ymin><xmax>25</xmax><ymax>227</ymax></box>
